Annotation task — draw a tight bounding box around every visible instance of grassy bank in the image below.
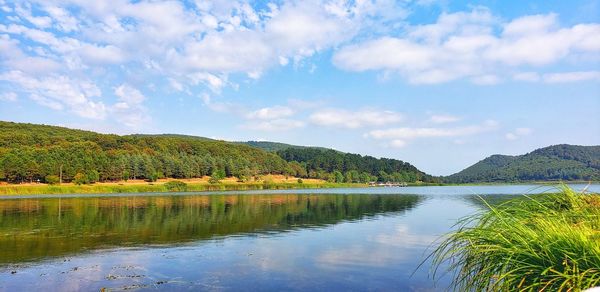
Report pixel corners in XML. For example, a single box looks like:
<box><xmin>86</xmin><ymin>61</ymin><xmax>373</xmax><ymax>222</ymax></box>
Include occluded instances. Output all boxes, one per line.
<box><xmin>0</xmin><ymin>181</ymin><xmax>366</xmax><ymax>196</ymax></box>
<box><xmin>432</xmin><ymin>186</ymin><xmax>600</xmax><ymax>291</ymax></box>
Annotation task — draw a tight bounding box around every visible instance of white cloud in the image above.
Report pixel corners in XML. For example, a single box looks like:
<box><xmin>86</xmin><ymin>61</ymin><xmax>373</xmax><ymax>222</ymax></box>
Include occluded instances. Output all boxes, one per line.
<box><xmin>0</xmin><ymin>70</ymin><xmax>106</xmax><ymax>119</ymax></box>
<box><xmin>513</xmin><ymin>72</ymin><xmax>540</xmax><ymax>82</ymax></box>
<box><xmin>310</xmin><ymin>109</ymin><xmax>403</xmax><ymax>128</ymax></box>
<box><xmin>513</xmin><ymin>71</ymin><xmax>600</xmax><ymax>83</ymax></box>
<box><xmin>506</xmin><ymin>127</ymin><xmax>533</xmax><ymax>140</ymax></box>
<box><xmin>505</xmin><ymin>133</ymin><xmax>518</xmax><ymax>140</ymax></box>
<box><xmin>502</xmin><ymin>14</ymin><xmax>557</xmax><ymax>37</ymax></box>
<box><xmin>29</xmin><ymin>93</ymin><xmax>63</xmax><ymax>110</ymax></box>
<box><xmin>77</xmin><ymin>43</ymin><xmax>126</xmax><ymax>64</ymax></box>
<box><xmin>471</xmin><ymin>74</ymin><xmax>501</xmax><ymax>85</ymax></box>
<box><xmin>0</xmin><ymin>92</ymin><xmax>18</xmax><ymax>102</ymax></box>
<box><xmin>43</xmin><ymin>5</ymin><xmax>79</xmax><ymax>32</ymax></box>
<box><xmin>246</xmin><ymin>106</ymin><xmax>294</xmax><ymax>120</ymax></box>
<box><xmin>242</xmin><ymin>119</ymin><xmax>305</xmax><ymax>131</ymax></box>
<box><xmin>333</xmin><ymin>10</ymin><xmax>600</xmax><ymax>84</ymax></box>
<box><xmin>543</xmin><ymin>71</ymin><xmax>600</xmax><ymax>83</ymax></box>
<box><xmin>367</xmin><ymin>120</ymin><xmax>498</xmax><ymax>145</ymax></box>
<box><xmin>429</xmin><ymin>114</ymin><xmax>461</xmax><ymax>124</ymax></box>
<box><xmin>114</xmin><ymin>84</ymin><xmax>145</xmax><ymax>105</ymax></box>
<box><xmin>14</xmin><ymin>3</ymin><xmax>53</xmax><ymax>29</ymax></box>
<box><xmin>112</xmin><ymin>84</ymin><xmax>149</xmax><ymax>129</ymax></box>
<box><xmin>168</xmin><ymin>78</ymin><xmax>184</xmax><ymax>92</ymax></box>
<box><xmin>515</xmin><ymin>127</ymin><xmax>533</xmax><ymax>135</ymax></box>
<box><xmin>389</xmin><ymin>139</ymin><xmax>407</xmax><ymax>148</ymax></box>
<box><xmin>0</xmin><ymin>34</ymin><xmax>61</xmax><ymax>74</ymax></box>
<box><xmin>333</xmin><ymin>37</ymin><xmax>435</xmax><ymax>72</ymax></box>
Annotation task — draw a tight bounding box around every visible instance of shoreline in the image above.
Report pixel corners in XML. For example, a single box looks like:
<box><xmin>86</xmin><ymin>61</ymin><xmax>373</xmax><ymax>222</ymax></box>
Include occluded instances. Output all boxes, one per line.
<box><xmin>0</xmin><ymin>180</ymin><xmax>597</xmax><ymax>197</ymax></box>
<box><xmin>0</xmin><ymin>181</ymin><xmax>367</xmax><ymax>196</ymax></box>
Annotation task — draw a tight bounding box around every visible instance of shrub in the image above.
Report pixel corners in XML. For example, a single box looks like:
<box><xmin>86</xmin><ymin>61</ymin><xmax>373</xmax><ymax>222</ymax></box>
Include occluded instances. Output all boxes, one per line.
<box><xmin>164</xmin><ymin>180</ymin><xmax>187</xmax><ymax>192</ymax></box>
<box><xmin>86</xmin><ymin>170</ymin><xmax>99</xmax><ymax>184</ymax></box>
<box><xmin>45</xmin><ymin>175</ymin><xmax>60</xmax><ymax>185</ymax></box>
<box><xmin>209</xmin><ymin>169</ymin><xmax>226</xmax><ymax>184</ymax></box>
<box><xmin>297</xmin><ymin>178</ymin><xmax>303</xmax><ymax>184</ymax></box>
<box><xmin>147</xmin><ymin>172</ymin><xmax>159</xmax><ymax>182</ymax></box>
<box><xmin>73</xmin><ymin>173</ymin><xmax>87</xmax><ymax>185</ymax></box>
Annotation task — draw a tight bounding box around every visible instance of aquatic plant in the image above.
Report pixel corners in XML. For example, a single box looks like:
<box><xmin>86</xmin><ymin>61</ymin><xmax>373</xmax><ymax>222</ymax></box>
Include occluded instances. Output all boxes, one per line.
<box><xmin>432</xmin><ymin>186</ymin><xmax>600</xmax><ymax>291</ymax></box>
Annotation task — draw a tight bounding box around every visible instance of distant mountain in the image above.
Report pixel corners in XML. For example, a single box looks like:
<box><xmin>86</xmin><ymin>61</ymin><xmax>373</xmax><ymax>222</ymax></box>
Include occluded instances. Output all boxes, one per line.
<box><xmin>445</xmin><ymin>144</ymin><xmax>600</xmax><ymax>183</ymax></box>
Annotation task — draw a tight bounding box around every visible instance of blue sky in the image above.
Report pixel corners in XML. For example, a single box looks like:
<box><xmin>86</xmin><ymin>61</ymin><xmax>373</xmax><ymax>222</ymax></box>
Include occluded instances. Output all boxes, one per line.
<box><xmin>0</xmin><ymin>0</ymin><xmax>599</xmax><ymax>175</ymax></box>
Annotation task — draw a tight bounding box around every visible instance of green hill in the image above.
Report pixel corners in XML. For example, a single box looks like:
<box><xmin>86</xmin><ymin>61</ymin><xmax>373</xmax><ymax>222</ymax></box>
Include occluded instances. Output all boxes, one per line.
<box><xmin>0</xmin><ymin>121</ymin><xmax>430</xmax><ymax>184</ymax></box>
<box><xmin>0</xmin><ymin>121</ymin><xmax>288</xmax><ymax>183</ymax></box>
<box><xmin>239</xmin><ymin>141</ymin><xmax>309</xmax><ymax>152</ymax></box>
<box><xmin>445</xmin><ymin>144</ymin><xmax>600</xmax><ymax>183</ymax></box>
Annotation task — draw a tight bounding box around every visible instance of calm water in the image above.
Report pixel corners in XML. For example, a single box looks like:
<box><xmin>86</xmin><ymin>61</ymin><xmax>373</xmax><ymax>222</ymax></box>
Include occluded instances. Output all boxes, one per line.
<box><xmin>0</xmin><ymin>184</ymin><xmax>597</xmax><ymax>291</ymax></box>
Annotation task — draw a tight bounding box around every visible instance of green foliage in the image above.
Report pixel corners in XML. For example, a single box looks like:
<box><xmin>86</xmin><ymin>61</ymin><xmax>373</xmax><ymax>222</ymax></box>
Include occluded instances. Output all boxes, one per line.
<box><xmin>432</xmin><ymin>186</ymin><xmax>600</xmax><ymax>291</ymax></box>
<box><xmin>72</xmin><ymin>170</ymin><xmax>99</xmax><ymax>185</ymax></box>
<box><xmin>446</xmin><ymin>144</ymin><xmax>600</xmax><ymax>183</ymax></box>
<box><xmin>333</xmin><ymin>170</ymin><xmax>344</xmax><ymax>183</ymax></box>
<box><xmin>0</xmin><ymin>121</ymin><xmax>289</xmax><ymax>184</ymax></box>
<box><xmin>297</xmin><ymin>178</ymin><xmax>303</xmax><ymax>184</ymax></box>
<box><xmin>86</xmin><ymin>170</ymin><xmax>99</xmax><ymax>183</ymax></box>
<box><xmin>147</xmin><ymin>172</ymin><xmax>159</xmax><ymax>182</ymax></box>
<box><xmin>163</xmin><ymin>180</ymin><xmax>187</xmax><ymax>192</ymax></box>
<box><xmin>0</xmin><ymin>121</ymin><xmax>441</xmax><ymax>186</ymax></box>
<box><xmin>209</xmin><ymin>169</ymin><xmax>226</xmax><ymax>184</ymax></box>
<box><xmin>45</xmin><ymin>175</ymin><xmax>59</xmax><ymax>185</ymax></box>
<box><xmin>73</xmin><ymin>173</ymin><xmax>87</xmax><ymax>185</ymax></box>
<box><xmin>277</xmin><ymin>147</ymin><xmax>437</xmax><ymax>183</ymax></box>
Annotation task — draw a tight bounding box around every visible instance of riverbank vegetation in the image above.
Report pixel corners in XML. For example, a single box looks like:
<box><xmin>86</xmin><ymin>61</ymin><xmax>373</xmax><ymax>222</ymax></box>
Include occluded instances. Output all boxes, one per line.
<box><xmin>432</xmin><ymin>186</ymin><xmax>600</xmax><ymax>291</ymax></box>
<box><xmin>0</xmin><ymin>176</ymin><xmax>364</xmax><ymax>195</ymax></box>
<box><xmin>0</xmin><ymin>121</ymin><xmax>436</xmax><ymax>186</ymax></box>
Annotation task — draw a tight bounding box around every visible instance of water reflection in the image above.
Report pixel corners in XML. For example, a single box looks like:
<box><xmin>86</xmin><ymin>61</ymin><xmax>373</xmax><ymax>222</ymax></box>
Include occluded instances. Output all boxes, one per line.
<box><xmin>0</xmin><ymin>194</ymin><xmax>422</xmax><ymax>264</ymax></box>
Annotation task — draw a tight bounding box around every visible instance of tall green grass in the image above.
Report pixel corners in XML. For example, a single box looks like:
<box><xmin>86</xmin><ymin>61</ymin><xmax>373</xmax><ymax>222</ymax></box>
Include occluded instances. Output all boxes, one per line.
<box><xmin>432</xmin><ymin>186</ymin><xmax>600</xmax><ymax>291</ymax></box>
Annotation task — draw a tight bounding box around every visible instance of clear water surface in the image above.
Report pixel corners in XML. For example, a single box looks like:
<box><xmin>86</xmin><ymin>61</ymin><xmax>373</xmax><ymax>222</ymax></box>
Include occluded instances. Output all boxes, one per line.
<box><xmin>0</xmin><ymin>184</ymin><xmax>597</xmax><ymax>291</ymax></box>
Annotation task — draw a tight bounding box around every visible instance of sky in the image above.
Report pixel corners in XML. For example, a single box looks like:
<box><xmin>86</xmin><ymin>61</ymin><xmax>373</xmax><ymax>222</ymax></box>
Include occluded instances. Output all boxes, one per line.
<box><xmin>0</xmin><ymin>0</ymin><xmax>599</xmax><ymax>176</ymax></box>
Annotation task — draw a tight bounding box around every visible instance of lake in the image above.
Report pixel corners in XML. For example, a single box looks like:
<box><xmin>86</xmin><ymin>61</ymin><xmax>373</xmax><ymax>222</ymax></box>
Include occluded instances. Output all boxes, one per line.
<box><xmin>1</xmin><ymin>184</ymin><xmax>597</xmax><ymax>291</ymax></box>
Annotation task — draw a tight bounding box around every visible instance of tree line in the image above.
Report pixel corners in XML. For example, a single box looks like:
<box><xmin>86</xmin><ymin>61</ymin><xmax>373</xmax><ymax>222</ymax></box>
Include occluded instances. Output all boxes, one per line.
<box><xmin>0</xmin><ymin>121</ymin><xmax>436</xmax><ymax>184</ymax></box>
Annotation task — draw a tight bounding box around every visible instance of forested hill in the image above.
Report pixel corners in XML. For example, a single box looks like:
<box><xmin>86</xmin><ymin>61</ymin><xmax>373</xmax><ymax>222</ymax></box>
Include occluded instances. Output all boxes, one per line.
<box><xmin>0</xmin><ymin>121</ymin><xmax>433</xmax><ymax>184</ymax></box>
<box><xmin>445</xmin><ymin>144</ymin><xmax>600</xmax><ymax>183</ymax></box>
<box><xmin>240</xmin><ymin>141</ymin><xmax>308</xmax><ymax>152</ymax></box>
<box><xmin>240</xmin><ymin>142</ymin><xmax>439</xmax><ymax>182</ymax></box>
<box><xmin>276</xmin><ymin>147</ymin><xmax>438</xmax><ymax>183</ymax></box>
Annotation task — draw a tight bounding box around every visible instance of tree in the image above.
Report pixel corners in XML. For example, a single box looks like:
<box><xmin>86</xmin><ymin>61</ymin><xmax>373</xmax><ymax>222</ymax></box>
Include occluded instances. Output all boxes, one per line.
<box><xmin>45</xmin><ymin>175</ymin><xmax>60</xmax><ymax>185</ymax></box>
<box><xmin>73</xmin><ymin>173</ymin><xmax>87</xmax><ymax>185</ymax></box>
<box><xmin>345</xmin><ymin>170</ymin><xmax>360</xmax><ymax>183</ymax></box>
<box><xmin>86</xmin><ymin>170</ymin><xmax>99</xmax><ymax>184</ymax></box>
<box><xmin>333</xmin><ymin>171</ymin><xmax>344</xmax><ymax>183</ymax></box>
<box><xmin>147</xmin><ymin>172</ymin><xmax>159</xmax><ymax>182</ymax></box>
<box><xmin>209</xmin><ymin>169</ymin><xmax>226</xmax><ymax>184</ymax></box>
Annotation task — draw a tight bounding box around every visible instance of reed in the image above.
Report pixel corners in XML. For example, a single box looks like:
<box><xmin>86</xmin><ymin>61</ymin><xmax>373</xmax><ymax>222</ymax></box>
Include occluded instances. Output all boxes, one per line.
<box><xmin>432</xmin><ymin>186</ymin><xmax>600</xmax><ymax>291</ymax></box>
